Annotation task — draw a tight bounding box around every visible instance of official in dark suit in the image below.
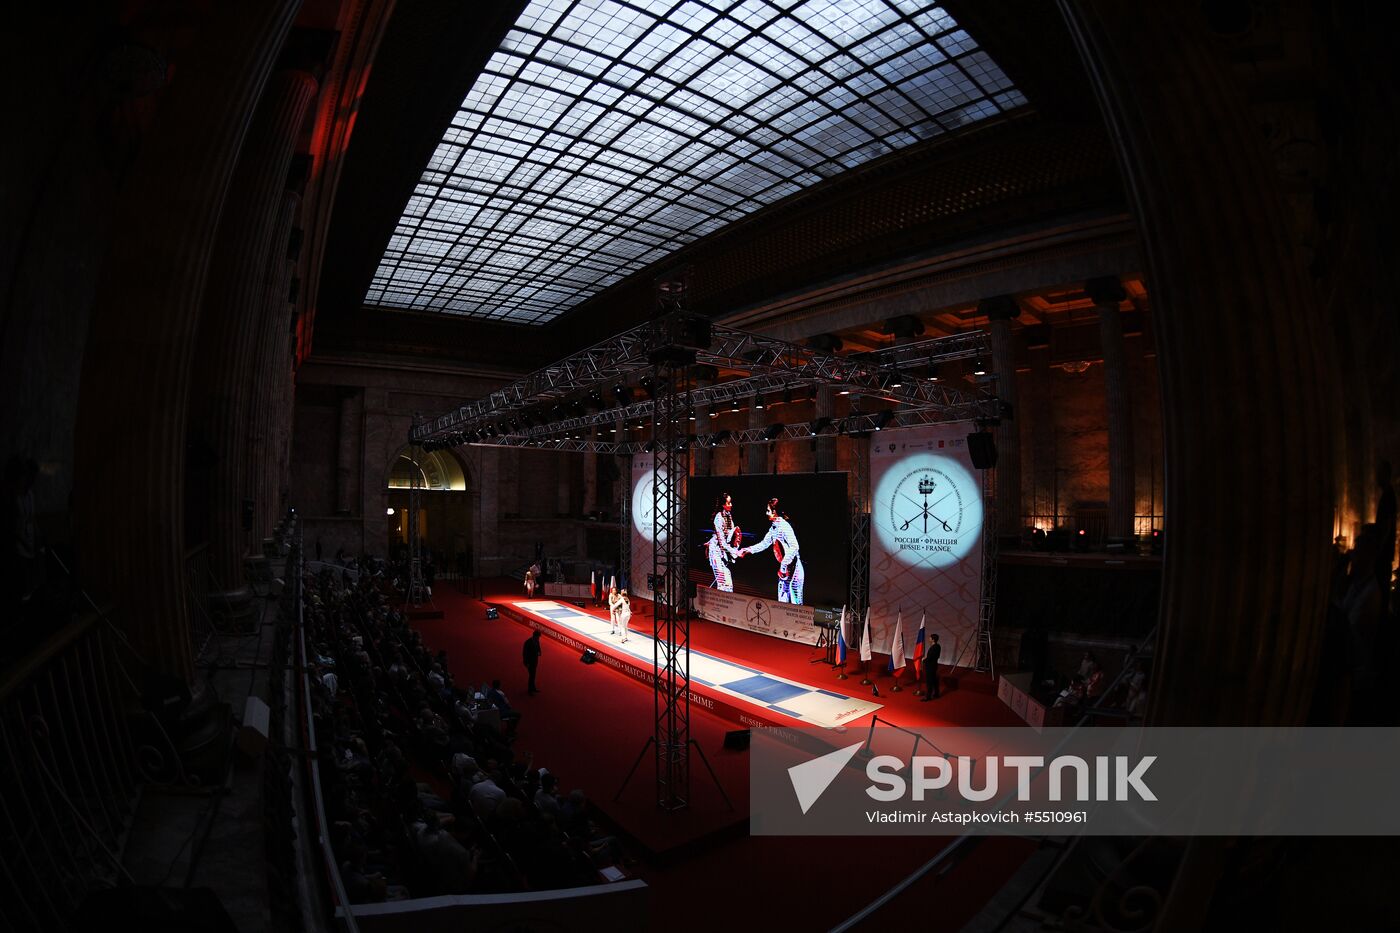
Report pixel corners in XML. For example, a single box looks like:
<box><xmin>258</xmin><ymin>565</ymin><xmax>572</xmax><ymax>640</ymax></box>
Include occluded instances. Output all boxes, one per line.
<box><xmin>921</xmin><ymin>633</ymin><xmax>941</xmax><ymax>700</ymax></box>
<box><xmin>523</xmin><ymin>631</ymin><xmax>542</xmax><ymax>694</ymax></box>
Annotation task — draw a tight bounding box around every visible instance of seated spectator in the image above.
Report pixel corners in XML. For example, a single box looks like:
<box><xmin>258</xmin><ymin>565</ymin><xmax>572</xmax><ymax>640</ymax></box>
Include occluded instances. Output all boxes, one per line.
<box><xmin>534</xmin><ymin>773</ymin><xmax>562</xmax><ymax>820</ymax></box>
<box><xmin>412</xmin><ymin>812</ymin><xmax>477</xmax><ymax>894</ymax></box>
<box><xmin>469</xmin><ymin>776</ymin><xmax>507</xmax><ymax>818</ymax></box>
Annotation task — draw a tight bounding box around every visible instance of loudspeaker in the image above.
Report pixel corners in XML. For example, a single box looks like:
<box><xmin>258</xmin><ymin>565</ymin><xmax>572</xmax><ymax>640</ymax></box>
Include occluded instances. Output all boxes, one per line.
<box><xmin>485</xmin><ymin>607</ymin><xmax>499</xmax><ymax>620</ymax></box>
<box><xmin>580</xmin><ymin>649</ymin><xmax>598</xmax><ymax>664</ymax></box>
<box><xmin>967</xmin><ymin>431</ymin><xmax>997</xmax><ymax>469</ymax></box>
<box><xmin>723</xmin><ymin>729</ymin><xmax>751</xmax><ymax>750</ymax></box>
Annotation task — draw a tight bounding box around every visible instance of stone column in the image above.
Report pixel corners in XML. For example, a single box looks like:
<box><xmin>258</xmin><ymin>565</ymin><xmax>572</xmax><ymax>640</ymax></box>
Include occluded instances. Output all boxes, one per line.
<box><xmin>981</xmin><ymin>295</ymin><xmax>1022</xmax><ymax>541</ymax></box>
<box><xmin>72</xmin><ymin>0</ymin><xmax>300</xmax><ymax>681</ymax></box>
<box><xmin>1088</xmin><ymin>276</ymin><xmax>1135</xmax><ymax>540</ymax></box>
<box><xmin>1061</xmin><ymin>0</ymin><xmax>1336</xmax><ymax>727</ymax></box>
<box><xmin>1027</xmin><ymin>342</ymin><xmax>1057</xmax><ymax>526</ymax></box>
<box><xmin>248</xmin><ymin>192</ymin><xmax>300</xmax><ymax>544</ymax></box>
<box><xmin>335</xmin><ymin>389</ymin><xmax>359</xmax><ymax>515</ymax></box>
<box><xmin>747</xmin><ymin>398</ymin><xmax>767</xmax><ymax>475</ymax></box>
<box><xmin>557</xmin><ymin>451</ymin><xmax>572</xmax><ymax>517</ymax></box>
<box><xmin>582</xmin><ymin>428</ymin><xmax>598</xmax><ymax>515</ymax></box>
<box><xmin>814</xmin><ymin>386</ymin><xmax>836</xmax><ymax>472</ymax></box>
<box><xmin>192</xmin><ymin>69</ymin><xmax>318</xmax><ymax>604</ymax></box>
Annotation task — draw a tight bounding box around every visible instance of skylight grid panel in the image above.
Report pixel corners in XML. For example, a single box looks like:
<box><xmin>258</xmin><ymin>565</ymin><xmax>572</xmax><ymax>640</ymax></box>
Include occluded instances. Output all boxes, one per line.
<box><xmin>994</xmin><ymin>89</ymin><xmax>1028</xmax><ymax>110</ymax></box>
<box><xmin>851</xmin><ymin>20</ymin><xmax>924</xmax><ymax>66</ymax></box>
<box><xmin>539</xmin><ymin>38</ymin><xmax>614</xmax><ymax>78</ymax></box>
<box><xmin>464</xmin><ymin>73</ymin><xmax>510</xmax><ymax>111</ymax></box>
<box><xmin>520</xmin><ymin>61</ymin><xmax>595</xmax><ymax>99</ymax></box>
<box><xmin>842</xmin><ymin>99</ymin><xmax>899</xmax><ymax>139</ymax></box>
<box><xmin>689</xmin><ymin>54</ymin><xmax>782</xmax><ymax>106</ymax></box>
<box><xmin>654</xmin><ymin>35</ymin><xmax>723</xmax><ymax>85</ymax></box>
<box><xmin>960</xmin><ymin>51</ymin><xmax>1014</xmax><ymax>94</ymax></box>
<box><xmin>944</xmin><ymin>99</ymin><xmax>1000</xmax><ymax>127</ymax></box>
<box><xmin>875</xmin><ymin>44</ymin><xmax>949</xmax><ymax>85</ymax></box>
<box><xmin>667</xmin><ymin>87</ymin><xmax>732</xmax><ymax>124</ymax></box>
<box><xmin>764</xmin><ymin>15</ymin><xmax>838</xmax><ymax>62</ymax></box>
<box><xmin>428</xmin><ymin>142</ymin><xmax>462</xmax><ymax>171</ymax></box>
<box><xmin>729</xmin><ymin>0</ymin><xmax>782</xmax><ymax>29</ymax></box>
<box><xmin>768</xmin><ymin>95</ymin><xmax>828</xmax><ymax>133</ymax></box>
<box><xmin>767</xmin><ymin>134</ymin><xmax>828</xmax><ymax>170</ymax></box>
<box><xmin>902</xmin><ymin>62</ymin><xmax>979</xmax><ymax>113</ymax></box>
<box><xmin>868</xmin><ymin>86</ymin><xmax>924</xmax><ymax>124</ymax></box>
<box><xmin>559</xmin><ymin>1</ymin><xmax>656</xmax><ymax>59</ymax></box>
<box><xmin>632</xmin><ymin>21</ymin><xmax>693</xmax><ymax>70</ymax></box>
<box><xmin>750</xmin><ymin>84</ymin><xmax>808</xmax><ymax>123</ymax></box>
<box><xmin>799</xmin><ymin>0</ymin><xmax>900</xmax><ymax>40</ymax></box>
<box><xmin>935</xmin><ymin>28</ymin><xmax>977</xmax><ymax>56</ymax></box>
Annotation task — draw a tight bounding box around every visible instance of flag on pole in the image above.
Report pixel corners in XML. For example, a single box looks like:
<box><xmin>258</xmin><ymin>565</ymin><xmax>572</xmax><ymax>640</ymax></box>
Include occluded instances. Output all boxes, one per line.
<box><xmin>836</xmin><ymin>605</ymin><xmax>848</xmax><ymax>664</ymax></box>
<box><xmin>889</xmin><ymin>610</ymin><xmax>907</xmax><ymax>675</ymax></box>
<box><xmin>591</xmin><ymin>569</ymin><xmax>597</xmax><ymax>596</ymax></box>
<box><xmin>914</xmin><ymin>612</ymin><xmax>926</xmax><ymax>679</ymax></box>
<box><xmin>859</xmin><ymin>607</ymin><xmax>872</xmax><ymax>663</ymax></box>
<box><xmin>610</xmin><ymin>575</ymin><xmax>617</xmax><ymax>592</ymax></box>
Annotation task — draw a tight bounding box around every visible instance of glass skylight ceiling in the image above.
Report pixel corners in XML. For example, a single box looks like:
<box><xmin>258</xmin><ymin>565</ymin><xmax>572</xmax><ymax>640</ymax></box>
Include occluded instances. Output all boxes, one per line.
<box><xmin>366</xmin><ymin>0</ymin><xmax>1025</xmax><ymax>323</ymax></box>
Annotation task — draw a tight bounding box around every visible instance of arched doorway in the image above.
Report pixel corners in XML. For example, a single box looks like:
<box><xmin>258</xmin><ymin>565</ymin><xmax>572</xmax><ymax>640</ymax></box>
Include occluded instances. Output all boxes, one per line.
<box><xmin>385</xmin><ymin>447</ymin><xmax>473</xmax><ymax>577</ymax></box>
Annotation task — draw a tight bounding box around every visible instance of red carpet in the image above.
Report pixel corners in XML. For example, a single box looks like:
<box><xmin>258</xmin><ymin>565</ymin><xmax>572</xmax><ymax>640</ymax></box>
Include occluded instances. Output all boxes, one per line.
<box><xmin>408</xmin><ymin>579</ymin><xmax>1036</xmax><ymax>931</ymax></box>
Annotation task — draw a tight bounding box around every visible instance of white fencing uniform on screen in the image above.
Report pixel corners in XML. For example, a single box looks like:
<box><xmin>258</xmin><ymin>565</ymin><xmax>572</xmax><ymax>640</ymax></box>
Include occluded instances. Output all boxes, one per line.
<box><xmin>707</xmin><ymin>498</ymin><xmax>740</xmax><ymax>591</ymax></box>
<box><xmin>745</xmin><ymin>513</ymin><xmax>804</xmax><ymax>605</ymax></box>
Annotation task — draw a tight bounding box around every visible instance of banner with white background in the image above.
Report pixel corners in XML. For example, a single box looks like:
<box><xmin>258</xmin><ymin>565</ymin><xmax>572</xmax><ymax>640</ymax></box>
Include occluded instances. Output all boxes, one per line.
<box><xmin>695</xmin><ymin>587</ymin><xmax>818</xmax><ymax>645</ymax></box>
<box><xmin>868</xmin><ymin>424</ymin><xmax>985</xmax><ymax>669</ymax></box>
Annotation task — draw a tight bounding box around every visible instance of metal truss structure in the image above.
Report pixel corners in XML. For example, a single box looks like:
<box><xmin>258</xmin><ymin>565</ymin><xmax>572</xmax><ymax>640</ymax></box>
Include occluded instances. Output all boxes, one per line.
<box><xmin>648</xmin><ymin>297</ymin><xmax>694</xmax><ymax>809</ymax></box>
<box><xmin>410</xmin><ymin>315</ymin><xmax>998</xmax><ymax>454</ymax></box>
<box><xmin>412</xmin><ymin>311</ymin><xmax>1000</xmax><ymax>810</ymax></box>
<box><xmin>848</xmin><ymin>437</ymin><xmax>870</xmax><ymax>634</ymax></box>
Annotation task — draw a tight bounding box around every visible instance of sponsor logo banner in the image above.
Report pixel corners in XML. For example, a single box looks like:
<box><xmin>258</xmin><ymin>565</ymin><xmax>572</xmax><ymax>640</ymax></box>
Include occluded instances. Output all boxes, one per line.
<box><xmin>696</xmin><ymin>587</ymin><xmax>818</xmax><ymax>645</ymax></box>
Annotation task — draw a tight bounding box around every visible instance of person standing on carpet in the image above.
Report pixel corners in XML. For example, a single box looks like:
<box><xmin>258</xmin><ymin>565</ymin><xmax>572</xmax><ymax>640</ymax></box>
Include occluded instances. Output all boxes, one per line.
<box><xmin>607</xmin><ymin>584</ymin><xmax>623</xmax><ymax>636</ymax></box>
<box><xmin>616</xmin><ymin>589</ymin><xmax>631</xmax><ymax>644</ymax></box>
<box><xmin>921</xmin><ymin>633</ymin><xmax>941</xmax><ymax>700</ymax></box>
<box><xmin>523</xmin><ymin>630</ymin><xmax>542</xmax><ymax>695</ymax></box>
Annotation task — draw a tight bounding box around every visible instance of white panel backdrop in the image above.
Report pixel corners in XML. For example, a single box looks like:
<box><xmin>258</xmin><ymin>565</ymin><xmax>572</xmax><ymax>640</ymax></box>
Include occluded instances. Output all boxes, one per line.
<box><xmin>868</xmin><ymin>424</ymin><xmax>985</xmax><ymax>669</ymax></box>
<box><xmin>628</xmin><ymin>453</ymin><xmax>655</xmax><ymax>601</ymax></box>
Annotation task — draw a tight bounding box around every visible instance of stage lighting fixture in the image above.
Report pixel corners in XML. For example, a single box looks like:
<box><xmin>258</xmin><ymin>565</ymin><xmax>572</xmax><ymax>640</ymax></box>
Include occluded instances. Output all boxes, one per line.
<box><xmin>711</xmin><ymin>429</ymin><xmax>732</xmax><ymax>446</ymax></box>
<box><xmin>888</xmin><ymin>368</ymin><xmax>904</xmax><ymax>389</ymax></box>
<box><xmin>838</xmin><ymin>386</ymin><xmax>850</xmax><ymax>395</ymax></box>
<box><xmin>810</xmin><ymin>416</ymin><xmax>833</xmax><ymax>435</ymax></box>
<box><xmin>973</xmin><ymin>358</ymin><xmax>988</xmax><ymax>376</ymax></box>
<box><xmin>639</xmin><ymin>375</ymin><xmax>658</xmax><ymax>397</ymax></box>
<box><xmin>386</xmin><ymin>507</ymin><xmax>395</xmax><ymax>516</ymax></box>
<box><xmin>762</xmin><ymin>422</ymin><xmax>785</xmax><ymax>441</ymax></box>
<box><xmin>571</xmin><ymin>400</ymin><xmax>586</xmax><ymax>417</ymax></box>
<box><xmin>730</xmin><ymin>399</ymin><xmax>740</xmax><ymax>412</ymax></box>
<box><xmin>643</xmin><ymin>440</ymin><xmax>657</xmax><ymax>452</ymax></box>
<box><xmin>874</xmin><ymin>410</ymin><xmax>896</xmax><ymax>431</ymax></box>
<box><xmin>687</xmin><ymin>408</ymin><xmax>696</xmax><ymax>421</ymax></box>
<box><xmin>1073</xmin><ymin>528</ymin><xmax>1091</xmax><ymax>552</ymax></box>
<box><xmin>710</xmin><ymin>410</ymin><xmax>719</xmax><ymax>418</ymax></box>
<box><xmin>754</xmin><ymin>394</ymin><xmax>765</xmax><ymax>410</ymax></box>
<box><xmin>673</xmin><ymin>435</ymin><xmax>690</xmax><ymax>452</ymax></box>
<box><xmin>1151</xmin><ymin>529</ymin><xmax>1164</xmax><ymax>555</ymax></box>
<box><xmin>927</xmin><ymin>361</ymin><xmax>941</xmax><ymax>381</ymax></box>
<box><xmin>613</xmin><ymin>384</ymin><xmax>632</xmax><ymax>403</ymax></box>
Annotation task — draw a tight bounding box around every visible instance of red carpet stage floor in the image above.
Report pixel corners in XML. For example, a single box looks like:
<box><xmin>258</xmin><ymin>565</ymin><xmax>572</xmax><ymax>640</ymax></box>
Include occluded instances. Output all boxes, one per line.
<box><xmin>408</xmin><ymin>580</ymin><xmax>1036</xmax><ymax>931</ymax></box>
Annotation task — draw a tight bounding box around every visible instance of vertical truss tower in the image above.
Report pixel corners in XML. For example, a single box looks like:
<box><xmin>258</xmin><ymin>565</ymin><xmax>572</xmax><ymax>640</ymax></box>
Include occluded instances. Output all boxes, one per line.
<box><xmin>649</xmin><ymin>279</ymin><xmax>695</xmax><ymax>810</ymax></box>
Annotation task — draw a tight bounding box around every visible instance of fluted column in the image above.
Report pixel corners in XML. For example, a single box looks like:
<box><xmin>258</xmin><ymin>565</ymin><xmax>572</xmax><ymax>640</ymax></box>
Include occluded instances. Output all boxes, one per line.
<box><xmin>194</xmin><ymin>69</ymin><xmax>318</xmax><ymax>594</ymax></box>
<box><xmin>1061</xmin><ymin>0</ymin><xmax>1336</xmax><ymax>726</ymax></box>
<box><xmin>582</xmin><ymin>429</ymin><xmax>598</xmax><ymax>515</ymax></box>
<box><xmin>72</xmin><ymin>0</ymin><xmax>300</xmax><ymax>681</ymax></box>
<box><xmin>814</xmin><ymin>386</ymin><xmax>836</xmax><ymax>472</ymax></box>
<box><xmin>336</xmin><ymin>389</ymin><xmax>359</xmax><ymax>515</ymax></box>
<box><xmin>747</xmin><ymin>399</ymin><xmax>767</xmax><ymax>474</ymax></box>
<box><xmin>981</xmin><ymin>296</ymin><xmax>1022</xmax><ymax>540</ymax></box>
<box><xmin>1088</xmin><ymin>277</ymin><xmax>1134</xmax><ymax>540</ymax></box>
<box><xmin>249</xmin><ymin>192</ymin><xmax>300</xmax><ymax>543</ymax></box>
